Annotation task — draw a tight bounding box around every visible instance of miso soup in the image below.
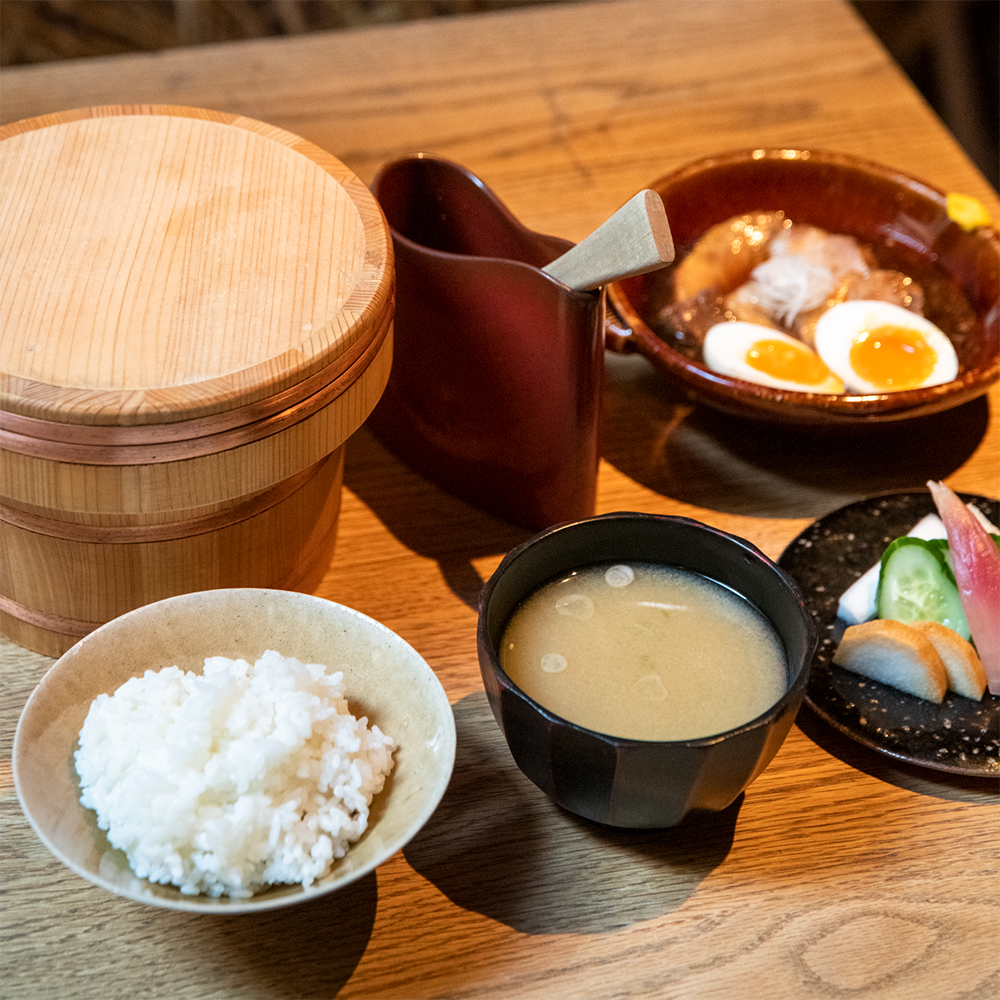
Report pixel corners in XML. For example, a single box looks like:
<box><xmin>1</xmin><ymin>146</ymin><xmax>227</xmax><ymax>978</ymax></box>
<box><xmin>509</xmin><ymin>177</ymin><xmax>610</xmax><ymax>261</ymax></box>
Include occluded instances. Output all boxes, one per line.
<box><xmin>499</xmin><ymin>561</ymin><xmax>787</xmax><ymax>741</ymax></box>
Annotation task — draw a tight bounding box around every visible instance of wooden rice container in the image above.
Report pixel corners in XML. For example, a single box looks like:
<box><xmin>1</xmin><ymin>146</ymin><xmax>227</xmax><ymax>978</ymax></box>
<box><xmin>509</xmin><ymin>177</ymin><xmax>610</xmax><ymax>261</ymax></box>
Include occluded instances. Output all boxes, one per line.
<box><xmin>0</xmin><ymin>105</ymin><xmax>394</xmax><ymax>657</ymax></box>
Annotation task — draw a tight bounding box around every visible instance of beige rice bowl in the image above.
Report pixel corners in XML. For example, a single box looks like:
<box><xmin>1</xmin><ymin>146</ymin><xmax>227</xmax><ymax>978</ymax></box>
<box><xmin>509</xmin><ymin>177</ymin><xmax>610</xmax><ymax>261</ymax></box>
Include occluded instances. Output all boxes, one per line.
<box><xmin>74</xmin><ymin>650</ymin><xmax>396</xmax><ymax>899</ymax></box>
<box><xmin>14</xmin><ymin>590</ymin><xmax>457</xmax><ymax>913</ymax></box>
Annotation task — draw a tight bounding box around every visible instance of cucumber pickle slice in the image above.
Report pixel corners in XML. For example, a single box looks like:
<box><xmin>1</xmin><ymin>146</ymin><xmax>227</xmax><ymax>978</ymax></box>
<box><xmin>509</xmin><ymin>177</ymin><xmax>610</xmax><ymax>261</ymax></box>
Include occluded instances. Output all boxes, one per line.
<box><xmin>876</xmin><ymin>537</ymin><xmax>970</xmax><ymax>639</ymax></box>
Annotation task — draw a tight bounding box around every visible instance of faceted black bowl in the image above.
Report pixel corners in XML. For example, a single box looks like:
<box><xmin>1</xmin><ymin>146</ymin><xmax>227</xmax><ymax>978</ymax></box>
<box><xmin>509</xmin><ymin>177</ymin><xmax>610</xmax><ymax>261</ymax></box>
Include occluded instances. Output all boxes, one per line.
<box><xmin>477</xmin><ymin>512</ymin><xmax>816</xmax><ymax>828</ymax></box>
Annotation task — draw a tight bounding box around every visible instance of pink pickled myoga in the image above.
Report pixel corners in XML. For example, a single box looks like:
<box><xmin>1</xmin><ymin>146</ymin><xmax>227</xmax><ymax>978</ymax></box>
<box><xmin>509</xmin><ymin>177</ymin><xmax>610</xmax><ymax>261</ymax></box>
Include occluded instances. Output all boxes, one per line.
<box><xmin>926</xmin><ymin>480</ymin><xmax>1000</xmax><ymax>694</ymax></box>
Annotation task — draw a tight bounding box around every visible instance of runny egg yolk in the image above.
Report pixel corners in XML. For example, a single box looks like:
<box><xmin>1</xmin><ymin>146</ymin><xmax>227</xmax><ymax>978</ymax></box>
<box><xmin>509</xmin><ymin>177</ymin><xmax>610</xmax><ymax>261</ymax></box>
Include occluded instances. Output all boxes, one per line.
<box><xmin>745</xmin><ymin>338</ymin><xmax>837</xmax><ymax>387</ymax></box>
<box><xmin>849</xmin><ymin>325</ymin><xmax>937</xmax><ymax>390</ymax></box>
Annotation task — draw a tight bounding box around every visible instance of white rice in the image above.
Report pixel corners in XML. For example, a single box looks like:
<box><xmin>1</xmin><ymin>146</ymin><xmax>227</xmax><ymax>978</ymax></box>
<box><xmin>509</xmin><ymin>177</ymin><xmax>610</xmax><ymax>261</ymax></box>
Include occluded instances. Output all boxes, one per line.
<box><xmin>74</xmin><ymin>650</ymin><xmax>396</xmax><ymax>898</ymax></box>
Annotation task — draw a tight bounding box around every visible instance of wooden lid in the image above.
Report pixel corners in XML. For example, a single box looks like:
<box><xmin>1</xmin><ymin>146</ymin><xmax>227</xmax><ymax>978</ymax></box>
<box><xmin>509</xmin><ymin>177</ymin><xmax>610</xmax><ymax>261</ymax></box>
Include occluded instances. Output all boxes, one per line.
<box><xmin>0</xmin><ymin>106</ymin><xmax>393</xmax><ymax>432</ymax></box>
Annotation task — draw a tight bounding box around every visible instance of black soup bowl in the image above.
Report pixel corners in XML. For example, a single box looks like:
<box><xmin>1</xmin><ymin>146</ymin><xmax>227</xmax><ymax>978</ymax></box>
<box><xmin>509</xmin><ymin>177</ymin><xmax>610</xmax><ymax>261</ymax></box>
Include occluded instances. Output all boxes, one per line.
<box><xmin>477</xmin><ymin>511</ymin><xmax>817</xmax><ymax>828</ymax></box>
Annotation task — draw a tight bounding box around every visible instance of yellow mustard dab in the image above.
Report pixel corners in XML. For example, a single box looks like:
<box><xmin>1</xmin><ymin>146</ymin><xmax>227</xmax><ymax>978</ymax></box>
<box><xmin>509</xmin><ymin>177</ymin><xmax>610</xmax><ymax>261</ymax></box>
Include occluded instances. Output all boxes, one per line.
<box><xmin>946</xmin><ymin>192</ymin><xmax>992</xmax><ymax>231</ymax></box>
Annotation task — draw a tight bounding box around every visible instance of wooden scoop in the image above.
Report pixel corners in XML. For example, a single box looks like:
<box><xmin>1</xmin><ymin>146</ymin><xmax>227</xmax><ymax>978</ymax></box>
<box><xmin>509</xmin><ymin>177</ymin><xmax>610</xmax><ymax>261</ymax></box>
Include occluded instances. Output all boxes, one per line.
<box><xmin>542</xmin><ymin>189</ymin><xmax>675</xmax><ymax>291</ymax></box>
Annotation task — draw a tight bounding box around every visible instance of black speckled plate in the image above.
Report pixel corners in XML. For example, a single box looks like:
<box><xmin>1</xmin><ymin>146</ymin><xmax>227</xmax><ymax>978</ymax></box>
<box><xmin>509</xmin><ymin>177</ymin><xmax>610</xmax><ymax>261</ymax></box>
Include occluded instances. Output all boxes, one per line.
<box><xmin>778</xmin><ymin>491</ymin><xmax>999</xmax><ymax>777</ymax></box>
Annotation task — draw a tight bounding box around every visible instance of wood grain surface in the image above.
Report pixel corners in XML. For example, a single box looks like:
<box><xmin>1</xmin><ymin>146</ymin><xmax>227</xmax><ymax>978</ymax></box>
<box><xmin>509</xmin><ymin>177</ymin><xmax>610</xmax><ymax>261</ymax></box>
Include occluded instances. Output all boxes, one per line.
<box><xmin>1</xmin><ymin>2</ymin><xmax>998</xmax><ymax>998</ymax></box>
<box><xmin>0</xmin><ymin>104</ymin><xmax>393</xmax><ymax>424</ymax></box>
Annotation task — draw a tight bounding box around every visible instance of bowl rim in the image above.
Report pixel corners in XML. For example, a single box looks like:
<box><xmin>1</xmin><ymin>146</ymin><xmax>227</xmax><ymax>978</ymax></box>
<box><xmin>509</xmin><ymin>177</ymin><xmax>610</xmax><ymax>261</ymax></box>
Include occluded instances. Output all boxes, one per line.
<box><xmin>12</xmin><ymin>588</ymin><xmax>457</xmax><ymax>914</ymax></box>
<box><xmin>477</xmin><ymin>510</ymin><xmax>817</xmax><ymax>748</ymax></box>
<box><xmin>606</xmin><ymin>146</ymin><xmax>1000</xmax><ymax>424</ymax></box>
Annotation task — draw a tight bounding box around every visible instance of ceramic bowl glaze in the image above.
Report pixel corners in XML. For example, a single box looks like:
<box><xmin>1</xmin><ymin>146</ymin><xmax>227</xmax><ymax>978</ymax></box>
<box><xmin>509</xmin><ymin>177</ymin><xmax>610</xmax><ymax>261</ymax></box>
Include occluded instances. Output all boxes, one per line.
<box><xmin>477</xmin><ymin>512</ymin><xmax>816</xmax><ymax>828</ymax></box>
<box><xmin>13</xmin><ymin>589</ymin><xmax>456</xmax><ymax>913</ymax></box>
<box><xmin>607</xmin><ymin>148</ymin><xmax>999</xmax><ymax>427</ymax></box>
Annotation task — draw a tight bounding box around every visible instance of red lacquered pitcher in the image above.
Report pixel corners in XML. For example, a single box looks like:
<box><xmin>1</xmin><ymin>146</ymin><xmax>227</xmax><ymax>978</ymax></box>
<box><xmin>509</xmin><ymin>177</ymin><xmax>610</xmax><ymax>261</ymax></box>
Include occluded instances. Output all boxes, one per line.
<box><xmin>370</xmin><ymin>155</ymin><xmax>604</xmax><ymax>531</ymax></box>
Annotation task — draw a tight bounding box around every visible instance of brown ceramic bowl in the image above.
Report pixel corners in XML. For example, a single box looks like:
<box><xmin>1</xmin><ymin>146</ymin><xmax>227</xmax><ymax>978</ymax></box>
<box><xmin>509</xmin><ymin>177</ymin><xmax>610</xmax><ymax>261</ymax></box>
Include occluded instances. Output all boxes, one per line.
<box><xmin>13</xmin><ymin>589</ymin><xmax>456</xmax><ymax>913</ymax></box>
<box><xmin>607</xmin><ymin>148</ymin><xmax>999</xmax><ymax>427</ymax></box>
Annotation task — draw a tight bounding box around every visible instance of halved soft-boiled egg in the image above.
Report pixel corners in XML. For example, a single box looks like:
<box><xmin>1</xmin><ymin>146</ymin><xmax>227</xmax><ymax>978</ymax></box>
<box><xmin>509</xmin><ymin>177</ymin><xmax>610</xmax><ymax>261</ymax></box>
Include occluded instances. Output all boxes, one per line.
<box><xmin>814</xmin><ymin>300</ymin><xmax>959</xmax><ymax>393</ymax></box>
<box><xmin>702</xmin><ymin>322</ymin><xmax>846</xmax><ymax>393</ymax></box>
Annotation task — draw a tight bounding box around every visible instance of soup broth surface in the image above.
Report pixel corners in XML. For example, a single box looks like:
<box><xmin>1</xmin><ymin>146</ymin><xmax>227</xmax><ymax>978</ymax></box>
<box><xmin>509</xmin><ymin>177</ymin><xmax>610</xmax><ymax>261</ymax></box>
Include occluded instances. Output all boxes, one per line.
<box><xmin>500</xmin><ymin>561</ymin><xmax>787</xmax><ymax>741</ymax></box>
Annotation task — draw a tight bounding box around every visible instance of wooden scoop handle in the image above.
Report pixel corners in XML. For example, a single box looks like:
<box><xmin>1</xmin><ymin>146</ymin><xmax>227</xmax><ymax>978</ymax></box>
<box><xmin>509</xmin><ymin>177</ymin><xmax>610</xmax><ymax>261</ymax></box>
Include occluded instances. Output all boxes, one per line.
<box><xmin>541</xmin><ymin>189</ymin><xmax>675</xmax><ymax>291</ymax></box>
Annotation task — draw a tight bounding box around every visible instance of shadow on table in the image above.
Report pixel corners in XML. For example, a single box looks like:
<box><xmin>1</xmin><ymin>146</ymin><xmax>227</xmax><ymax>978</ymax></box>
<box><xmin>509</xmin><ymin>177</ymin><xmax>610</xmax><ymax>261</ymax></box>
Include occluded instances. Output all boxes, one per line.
<box><xmin>795</xmin><ymin>703</ymin><xmax>999</xmax><ymax>803</ymax></box>
<box><xmin>344</xmin><ymin>426</ymin><xmax>531</xmax><ymax>609</ymax></box>
<box><xmin>185</xmin><ymin>870</ymin><xmax>379</xmax><ymax>999</ymax></box>
<box><xmin>601</xmin><ymin>352</ymin><xmax>991</xmax><ymax>521</ymax></box>
<box><xmin>404</xmin><ymin>691</ymin><xmax>741</xmax><ymax>935</ymax></box>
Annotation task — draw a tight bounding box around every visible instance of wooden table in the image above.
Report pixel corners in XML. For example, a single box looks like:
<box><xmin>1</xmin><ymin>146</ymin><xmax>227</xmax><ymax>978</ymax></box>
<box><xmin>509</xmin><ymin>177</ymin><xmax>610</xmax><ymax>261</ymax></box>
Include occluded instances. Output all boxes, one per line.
<box><xmin>2</xmin><ymin>2</ymin><xmax>998</xmax><ymax>997</ymax></box>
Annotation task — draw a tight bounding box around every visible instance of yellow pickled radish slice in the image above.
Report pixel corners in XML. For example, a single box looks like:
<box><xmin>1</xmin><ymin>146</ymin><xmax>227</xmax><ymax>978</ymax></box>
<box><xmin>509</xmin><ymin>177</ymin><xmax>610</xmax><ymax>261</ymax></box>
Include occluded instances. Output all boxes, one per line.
<box><xmin>946</xmin><ymin>193</ymin><xmax>991</xmax><ymax>231</ymax></box>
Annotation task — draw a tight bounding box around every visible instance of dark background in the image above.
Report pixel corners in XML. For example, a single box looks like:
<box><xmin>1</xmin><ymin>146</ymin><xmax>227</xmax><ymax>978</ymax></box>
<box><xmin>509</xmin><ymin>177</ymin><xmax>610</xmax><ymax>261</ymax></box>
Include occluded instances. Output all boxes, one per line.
<box><xmin>1</xmin><ymin>0</ymin><xmax>997</xmax><ymax>186</ymax></box>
